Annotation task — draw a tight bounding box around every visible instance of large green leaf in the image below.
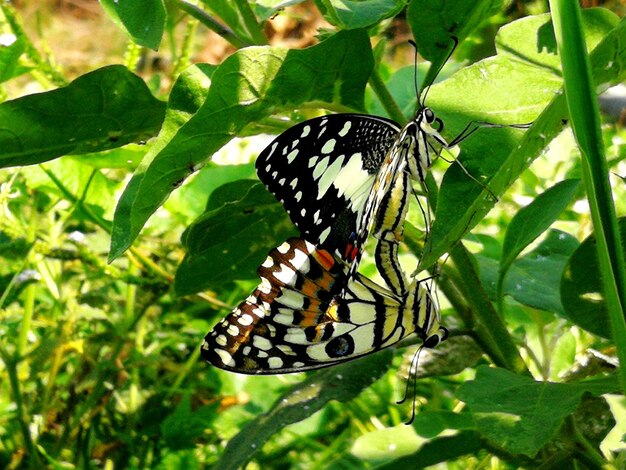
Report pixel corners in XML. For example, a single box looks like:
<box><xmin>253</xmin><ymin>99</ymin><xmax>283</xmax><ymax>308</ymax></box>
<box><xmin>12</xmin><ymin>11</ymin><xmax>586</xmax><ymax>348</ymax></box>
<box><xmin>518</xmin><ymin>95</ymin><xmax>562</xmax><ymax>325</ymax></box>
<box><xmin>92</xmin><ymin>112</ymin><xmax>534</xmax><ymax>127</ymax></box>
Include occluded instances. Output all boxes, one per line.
<box><xmin>100</xmin><ymin>0</ymin><xmax>166</xmax><ymax>50</ymax></box>
<box><xmin>0</xmin><ymin>65</ymin><xmax>165</xmax><ymax>169</ymax></box>
<box><xmin>475</xmin><ymin>229</ymin><xmax>579</xmax><ymax>315</ymax></box>
<box><xmin>175</xmin><ymin>180</ymin><xmax>296</xmax><ymax>295</ymax></box>
<box><xmin>109</xmin><ymin>29</ymin><xmax>373</xmax><ymax>261</ymax></box>
<box><xmin>421</xmin><ymin>9</ymin><xmax>623</xmax><ymax>269</ymax></box>
<box><xmin>407</xmin><ymin>0</ymin><xmax>504</xmax><ymax>81</ymax></box>
<box><xmin>561</xmin><ymin>217</ymin><xmax>626</xmax><ymax>339</ymax></box>
<box><xmin>199</xmin><ymin>0</ymin><xmax>267</xmax><ymax>46</ymax></box>
<box><xmin>500</xmin><ymin>179</ymin><xmax>581</xmax><ymax>273</ymax></box>
<box><xmin>214</xmin><ymin>349</ymin><xmax>393</xmax><ymax>470</ymax></box>
<box><xmin>316</xmin><ymin>0</ymin><xmax>405</xmax><ymax>29</ymax></box>
<box><xmin>377</xmin><ymin>431</ymin><xmax>485</xmax><ymax>469</ymax></box>
<box><xmin>456</xmin><ymin>366</ymin><xmax>620</xmax><ymax>457</ymax></box>
<box><xmin>351</xmin><ymin>425</ymin><xmax>425</xmax><ymax>464</ymax></box>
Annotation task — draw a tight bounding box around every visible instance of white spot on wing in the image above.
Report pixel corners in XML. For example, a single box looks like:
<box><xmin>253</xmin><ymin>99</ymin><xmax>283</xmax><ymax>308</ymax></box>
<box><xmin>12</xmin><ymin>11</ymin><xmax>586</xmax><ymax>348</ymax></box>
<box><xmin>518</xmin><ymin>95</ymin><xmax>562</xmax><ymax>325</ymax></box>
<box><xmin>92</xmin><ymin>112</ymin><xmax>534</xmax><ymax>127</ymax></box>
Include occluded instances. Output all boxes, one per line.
<box><xmin>290</xmin><ymin>248</ymin><xmax>310</xmax><ymax>271</ymax></box>
<box><xmin>338</xmin><ymin>121</ymin><xmax>352</xmax><ymax>137</ymax></box>
<box><xmin>295</xmin><ymin>191</ymin><xmax>302</xmax><ymax>202</ymax></box>
<box><xmin>215</xmin><ymin>349</ymin><xmax>235</xmax><ymax>366</ymax></box>
<box><xmin>253</xmin><ymin>336</ymin><xmax>273</xmax><ymax>351</ymax></box>
<box><xmin>287</xmin><ymin>149</ymin><xmax>298</xmax><ymax>163</ymax></box>
<box><xmin>266</xmin><ymin>142</ymin><xmax>278</xmax><ymax>159</ymax></box>
<box><xmin>290</xmin><ymin>178</ymin><xmax>298</xmax><ymax>189</ymax></box>
<box><xmin>321</xmin><ymin>138</ymin><xmax>336</xmax><ymax>154</ymax></box>
<box><xmin>312</xmin><ymin>157</ymin><xmax>329</xmax><ymax>180</ymax></box>
<box><xmin>215</xmin><ymin>335</ymin><xmax>228</xmax><ymax>346</ymax></box>
<box><xmin>301</xmin><ymin>125</ymin><xmax>311</xmax><ymax>138</ymax></box>
<box><xmin>274</xmin><ymin>264</ymin><xmax>297</xmax><ymax>285</ymax></box>
<box><xmin>268</xmin><ymin>357</ymin><xmax>284</xmax><ymax>369</ymax></box>
<box><xmin>317</xmin><ymin>155</ymin><xmax>345</xmax><ymax>198</ymax></box>
<box><xmin>319</xmin><ymin>226</ymin><xmax>332</xmax><ymax>243</ymax></box>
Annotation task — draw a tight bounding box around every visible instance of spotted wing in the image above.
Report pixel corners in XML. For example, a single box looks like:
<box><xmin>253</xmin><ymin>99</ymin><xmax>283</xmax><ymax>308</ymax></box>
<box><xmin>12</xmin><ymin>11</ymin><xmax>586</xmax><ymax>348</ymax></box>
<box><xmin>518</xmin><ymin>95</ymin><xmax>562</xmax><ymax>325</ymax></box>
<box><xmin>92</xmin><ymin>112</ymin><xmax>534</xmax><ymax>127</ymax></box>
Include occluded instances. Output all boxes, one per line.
<box><xmin>201</xmin><ymin>237</ymin><xmax>443</xmax><ymax>374</ymax></box>
<box><xmin>256</xmin><ymin>114</ymin><xmax>401</xmax><ymax>264</ymax></box>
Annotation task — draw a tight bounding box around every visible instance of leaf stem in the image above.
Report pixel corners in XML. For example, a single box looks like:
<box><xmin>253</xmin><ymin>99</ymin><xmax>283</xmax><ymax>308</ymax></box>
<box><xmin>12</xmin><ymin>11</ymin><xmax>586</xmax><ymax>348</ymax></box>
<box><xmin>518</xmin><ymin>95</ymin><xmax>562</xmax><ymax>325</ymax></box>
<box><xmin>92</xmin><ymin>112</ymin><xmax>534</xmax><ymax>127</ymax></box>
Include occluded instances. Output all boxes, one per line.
<box><xmin>171</xmin><ymin>0</ymin><xmax>250</xmax><ymax>48</ymax></box>
<box><xmin>368</xmin><ymin>68</ymin><xmax>406</xmax><ymax>123</ymax></box>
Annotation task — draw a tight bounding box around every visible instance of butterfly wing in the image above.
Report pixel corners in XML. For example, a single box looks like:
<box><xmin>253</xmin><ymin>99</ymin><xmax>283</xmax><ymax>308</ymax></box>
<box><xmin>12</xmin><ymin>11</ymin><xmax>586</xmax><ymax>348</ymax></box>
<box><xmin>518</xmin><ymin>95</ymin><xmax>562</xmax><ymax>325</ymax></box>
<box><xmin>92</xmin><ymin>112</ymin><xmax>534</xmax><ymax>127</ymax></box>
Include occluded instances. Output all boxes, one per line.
<box><xmin>202</xmin><ymin>237</ymin><xmax>421</xmax><ymax>374</ymax></box>
<box><xmin>256</xmin><ymin>114</ymin><xmax>401</xmax><ymax>265</ymax></box>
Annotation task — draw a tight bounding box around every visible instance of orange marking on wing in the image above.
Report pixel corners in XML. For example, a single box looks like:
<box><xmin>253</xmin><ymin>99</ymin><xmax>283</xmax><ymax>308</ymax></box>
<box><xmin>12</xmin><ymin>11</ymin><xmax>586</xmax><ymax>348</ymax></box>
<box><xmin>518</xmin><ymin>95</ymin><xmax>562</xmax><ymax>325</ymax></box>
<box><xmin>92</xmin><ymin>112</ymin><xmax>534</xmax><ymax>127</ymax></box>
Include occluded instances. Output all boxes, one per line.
<box><xmin>301</xmin><ymin>279</ymin><xmax>319</xmax><ymax>298</ymax></box>
<box><xmin>345</xmin><ymin>244</ymin><xmax>359</xmax><ymax>261</ymax></box>
<box><xmin>315</xmin><ymin>249</ymin><xmax>336</xmax><ymax>271</ymax></box>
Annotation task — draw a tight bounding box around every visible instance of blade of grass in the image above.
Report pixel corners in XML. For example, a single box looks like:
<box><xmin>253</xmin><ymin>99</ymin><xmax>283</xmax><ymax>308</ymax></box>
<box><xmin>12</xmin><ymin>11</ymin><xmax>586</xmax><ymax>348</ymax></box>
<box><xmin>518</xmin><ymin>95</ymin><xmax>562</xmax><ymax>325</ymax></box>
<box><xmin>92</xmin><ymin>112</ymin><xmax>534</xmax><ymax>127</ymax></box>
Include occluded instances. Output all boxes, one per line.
<box><xmin>549</xmin><ymin>0</ymin><xmax>626</xmax><ymax>391</ymax></box>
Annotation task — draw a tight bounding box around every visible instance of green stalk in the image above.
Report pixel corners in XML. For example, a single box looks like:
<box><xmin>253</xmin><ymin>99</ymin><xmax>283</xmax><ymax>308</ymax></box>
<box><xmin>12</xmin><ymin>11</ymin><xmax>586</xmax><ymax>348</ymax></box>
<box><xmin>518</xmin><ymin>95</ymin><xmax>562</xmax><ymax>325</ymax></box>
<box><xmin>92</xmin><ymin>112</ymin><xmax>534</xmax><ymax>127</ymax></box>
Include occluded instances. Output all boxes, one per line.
<box><xmin>550</xmin><ymin>0</ymin><xmax>626</xmax><ymax>391</ymax></box>
<box><xmin>448</xmin><ymin>244</ymin><xmax>528</xmax><ymax>375</ymax></box>
<box><xmin>368</xmin><ymin>69</ymin><xmax>406</xmax><ymax>124</ymax></box>
<box><xmin>171</xmin><ymin>0</ymin><xmax>249</xmax><ymax>48</ymax></box>
<box><xmin>0</xmin><ymin>347</ymin><xmax>41</xmax><ymax>466</ymax></box>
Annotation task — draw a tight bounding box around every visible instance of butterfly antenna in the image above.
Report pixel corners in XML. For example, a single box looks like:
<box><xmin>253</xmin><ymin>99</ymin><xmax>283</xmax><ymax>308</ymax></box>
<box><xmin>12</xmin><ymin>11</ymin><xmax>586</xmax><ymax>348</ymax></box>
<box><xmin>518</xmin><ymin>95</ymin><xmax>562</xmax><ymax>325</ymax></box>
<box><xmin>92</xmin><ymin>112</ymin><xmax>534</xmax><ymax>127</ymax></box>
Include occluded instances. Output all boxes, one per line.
<box><xmin>421</xmin><ymin>36</ymin><xmax>459</xmax><ymax>107</ymax></box>
<box><xmin>402</xmin><ymin>345</ymin><xmax>424</xmax><ymax>425</ymax></box>
<box><xmin>408</xmin><ymin>39</ymin><xmax>421</xmax><ymax>109</ymax></box>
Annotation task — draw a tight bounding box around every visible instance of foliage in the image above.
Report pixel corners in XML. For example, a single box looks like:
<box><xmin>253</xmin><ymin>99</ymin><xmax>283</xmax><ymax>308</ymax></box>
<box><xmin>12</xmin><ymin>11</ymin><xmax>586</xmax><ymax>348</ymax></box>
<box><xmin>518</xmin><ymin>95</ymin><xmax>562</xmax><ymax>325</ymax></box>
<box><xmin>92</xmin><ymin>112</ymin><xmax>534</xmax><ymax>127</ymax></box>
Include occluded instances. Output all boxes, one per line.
<box><xmin>0</xmin><ymin>0</ymin><xmax>625</xmax><ymax>469</ymax></box>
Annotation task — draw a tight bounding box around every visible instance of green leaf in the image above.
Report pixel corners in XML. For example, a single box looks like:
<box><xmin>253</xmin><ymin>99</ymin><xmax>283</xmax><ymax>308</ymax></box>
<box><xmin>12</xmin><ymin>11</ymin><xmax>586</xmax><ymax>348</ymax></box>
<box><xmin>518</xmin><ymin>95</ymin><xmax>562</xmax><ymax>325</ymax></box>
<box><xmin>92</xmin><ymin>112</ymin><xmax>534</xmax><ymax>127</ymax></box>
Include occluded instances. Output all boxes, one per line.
<box><xmin>316</xmin><ymin>0</ymin><xmax>405</xmax><ymax>29</ymax></box>
<box><xmin>421</xmin><ymin>9</ymin><xmax>623</xmax><ymax>269</ymax></box>
<box><xmin>407</xmin><ymin>0</ymin><xmax>504</xmax><ymax>80</ymax></box>
<box><xmin>456</xmin><ymin>366</ymin><xmax>620</xmax><ymax>457</ymax></box>
<box><xmin>474</xmin><ymin>229</ymin><xmax>579</xmax><ymax>313</ymax></box>
<box><xmin>110</xmin><ymin>29</ymin><xmax>373</xmax><ymax>260</ymax></box>
<box><xmin>549</xmin><ymin>331</ymin><xmax>576</xmax><ymax>381</ymax></box>
<box><xmin>199</xmin><ymin>0</ymin><xmax>267</xmax><ymax>46</ymax></box>
<box><xmin>376</xmin><ymin>431</ymin><xmax>485</xmax><ymax>470</ymax></box>
<box><xmin>254</xmin><ymin>0</ymin><xmax>307</xmax><ymax>21</ymax></box>
<box><xmin>0</xmin><ymin>65</ymin><xmax>166</xmax><ymax>169</ymax></box>
<box><xmin>503</xmin><ymin>229</ymin><xmax>579</xmax><ymax>313</ymax></box>
<box><xmin>411</xmin><ymin>410</ymin><xmax>475</xmax><ymax>438</ymax></box>
<box><xmin>214</xmin><ymin>350</ymin><xmax>393</xmax><ymax>470</ymax></box>
<box><xmin>100</xmin><ymin>0</ymin><xmax>166</xmax><ymax>50</ymax></box>
<box><xmin>160</xmin><ymin>396</ymin><xmax>216</xmax><ymax>450</ymax></box>
<box><xmin>500</xmin><ymin>179</ymin><xmax>581</xmax><ymax>273</ymax></box>
<box><xmin>164</xmin><ymin>161</ymin><xmax>256</xmax><ymax>224</ymax></box>
<box><xmin>0</xmin><ymin>33</ymin><xmax>31</xmax><ymax>83</ymax></box>
<box><xmin>561</xmin><ymin>217</ymin><xmax>626</xmax><ymax>339</ymax></box>
<box><xmin>175</xmin><ymin>180</ymin><xmax>296</xmax><ymax>295</ymax></box>
<box><xmin>351</xmin><ymin>425</ymin><xmax>424</xmax><ymax>464</ymax></box>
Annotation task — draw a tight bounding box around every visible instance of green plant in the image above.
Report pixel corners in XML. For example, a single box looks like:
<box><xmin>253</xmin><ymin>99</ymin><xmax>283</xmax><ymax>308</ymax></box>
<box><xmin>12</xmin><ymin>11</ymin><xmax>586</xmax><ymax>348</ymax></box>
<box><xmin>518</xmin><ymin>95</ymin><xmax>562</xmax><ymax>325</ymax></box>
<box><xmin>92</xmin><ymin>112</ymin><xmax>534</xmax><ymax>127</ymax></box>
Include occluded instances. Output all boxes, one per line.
<box><xmin>0</xmin><ymin>1</ymin><xmax>624</xmax><ymax>468</ymax></box>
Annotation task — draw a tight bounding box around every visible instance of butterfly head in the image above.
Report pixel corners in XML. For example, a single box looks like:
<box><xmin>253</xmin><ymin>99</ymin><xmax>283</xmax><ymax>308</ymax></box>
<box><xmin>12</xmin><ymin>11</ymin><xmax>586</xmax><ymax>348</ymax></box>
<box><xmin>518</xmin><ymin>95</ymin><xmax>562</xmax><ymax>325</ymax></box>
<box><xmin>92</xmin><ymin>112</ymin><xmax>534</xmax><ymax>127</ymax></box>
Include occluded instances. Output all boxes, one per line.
<box><xmin>403</xmin><ymin>107</ymin><xmax>448</xmax><ymax>182</ymax></box>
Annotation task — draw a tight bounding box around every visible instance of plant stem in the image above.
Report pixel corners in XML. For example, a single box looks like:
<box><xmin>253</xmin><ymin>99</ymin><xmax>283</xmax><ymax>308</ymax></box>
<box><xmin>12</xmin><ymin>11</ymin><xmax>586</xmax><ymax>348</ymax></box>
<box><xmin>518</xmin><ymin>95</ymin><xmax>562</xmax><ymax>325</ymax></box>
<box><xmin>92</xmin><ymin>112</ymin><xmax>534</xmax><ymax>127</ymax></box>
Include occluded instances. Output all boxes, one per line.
<box><xmin>368</xmin><ymin>68</ymin><xmax>406</xmax><ymax>123</ymax></box>
<box><xmin>0</xmin><ymin>347</ymin><xmax>41</xmax><ymax>466</ymax></box>
<box><xmin>171</xmin><ymin>0</ymin><xmax>249</xmax><ymax>48</ymax></box>
<box><xmin>448</xmin><ymin>243</ymin><xmax>528</xmax><ymax>374</ymax></box>
<box><xmin>550</xmin><ymin>0</ymin><xmax>626</xmax><ymax>392</ymax></box>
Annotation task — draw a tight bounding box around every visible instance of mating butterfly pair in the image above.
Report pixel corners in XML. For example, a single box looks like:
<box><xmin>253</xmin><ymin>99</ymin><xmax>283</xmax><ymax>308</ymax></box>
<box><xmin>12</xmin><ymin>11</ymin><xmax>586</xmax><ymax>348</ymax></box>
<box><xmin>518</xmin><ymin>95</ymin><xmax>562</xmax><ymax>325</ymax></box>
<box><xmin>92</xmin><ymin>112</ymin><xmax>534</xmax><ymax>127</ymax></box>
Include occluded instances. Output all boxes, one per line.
<box><xmin>202</xmin><ymin>106</ymin><xmax>450</xmax><ymax>374</ymax></box>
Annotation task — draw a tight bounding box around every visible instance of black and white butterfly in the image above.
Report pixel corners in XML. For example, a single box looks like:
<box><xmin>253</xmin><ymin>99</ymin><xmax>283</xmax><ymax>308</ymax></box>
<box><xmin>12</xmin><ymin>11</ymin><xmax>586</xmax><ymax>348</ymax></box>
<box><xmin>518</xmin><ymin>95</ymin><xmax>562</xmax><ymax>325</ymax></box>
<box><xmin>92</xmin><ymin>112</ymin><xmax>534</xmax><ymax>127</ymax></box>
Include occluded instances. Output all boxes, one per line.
<box><xmin>202</xmin><ymin>237</ymin><xmax>447</xmax><ymax>374</ymax></box>
<box><xmin>256</xmin><ymin>107</ymin><xmax>448</xmax><ymax>297</ymax></box>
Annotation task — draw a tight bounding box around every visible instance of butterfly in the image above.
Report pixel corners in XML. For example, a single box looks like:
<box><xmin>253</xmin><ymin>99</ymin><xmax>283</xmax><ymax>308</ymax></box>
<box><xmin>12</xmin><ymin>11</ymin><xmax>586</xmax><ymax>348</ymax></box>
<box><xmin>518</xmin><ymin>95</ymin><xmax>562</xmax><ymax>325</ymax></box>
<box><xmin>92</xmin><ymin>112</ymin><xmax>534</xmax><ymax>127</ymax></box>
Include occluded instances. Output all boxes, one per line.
<box><xmin>201</xmin><ymin>237</ymin><xmax>447</xmax><ymax>374</ymax></box>
<box><xmin>255</xmin><ymin>108</ymin><xmax>448</xmax><ymax>297</ymax></box>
